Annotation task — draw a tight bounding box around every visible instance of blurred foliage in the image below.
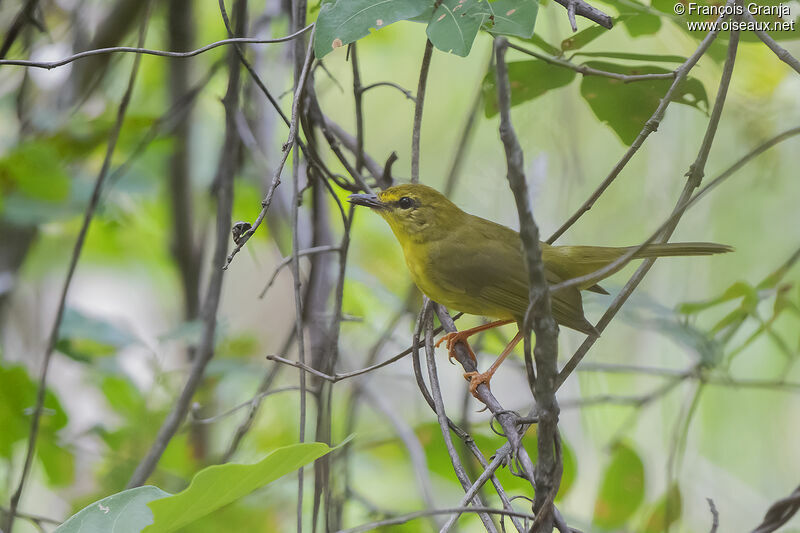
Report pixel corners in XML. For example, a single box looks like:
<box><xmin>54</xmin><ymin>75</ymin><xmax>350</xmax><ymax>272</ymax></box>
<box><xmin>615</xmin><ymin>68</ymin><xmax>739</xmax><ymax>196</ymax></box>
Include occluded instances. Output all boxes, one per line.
<box><xmin>0</xmin><ymin>0</ymin><xmax>798</xmax><ymax>531</ymax></box>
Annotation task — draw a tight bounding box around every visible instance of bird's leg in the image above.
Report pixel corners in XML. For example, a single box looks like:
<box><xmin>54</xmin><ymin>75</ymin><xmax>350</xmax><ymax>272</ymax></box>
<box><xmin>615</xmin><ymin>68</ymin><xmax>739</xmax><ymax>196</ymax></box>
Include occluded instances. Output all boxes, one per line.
<box><xmin>464</xmin><ymin>330</ymin><xmax>523</xmax><ymax>398</ymax></box>
<box><xmin>435</xmin><ymin>319</ymin><xmax>514</xmax><ymax>364</ymax></box>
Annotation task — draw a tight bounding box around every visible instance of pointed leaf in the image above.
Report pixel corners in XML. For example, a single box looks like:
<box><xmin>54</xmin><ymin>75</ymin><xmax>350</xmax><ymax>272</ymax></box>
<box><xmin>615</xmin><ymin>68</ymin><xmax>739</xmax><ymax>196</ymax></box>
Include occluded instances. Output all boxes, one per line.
<box><xmin>144</xmin><ymin>442</ymin><xmax>335</xmax><ymax>532</ymax></box>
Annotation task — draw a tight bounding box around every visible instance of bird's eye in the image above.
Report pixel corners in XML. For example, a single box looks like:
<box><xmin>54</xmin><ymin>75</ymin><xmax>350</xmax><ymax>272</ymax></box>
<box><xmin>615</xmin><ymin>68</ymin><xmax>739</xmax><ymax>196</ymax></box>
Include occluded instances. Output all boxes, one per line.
<box><xmin>399</xmin><ymin>197</ymin><xmax>413</xmax><ymax>209</ymax></box>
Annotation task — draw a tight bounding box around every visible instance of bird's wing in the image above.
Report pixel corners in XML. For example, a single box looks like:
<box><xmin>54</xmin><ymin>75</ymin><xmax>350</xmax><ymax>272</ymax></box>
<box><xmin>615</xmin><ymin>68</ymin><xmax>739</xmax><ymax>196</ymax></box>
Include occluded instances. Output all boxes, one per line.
<box><xmin>423</xmin><ymin>219</ymin><xmax>596</xmax><ymax>334</ymax></box>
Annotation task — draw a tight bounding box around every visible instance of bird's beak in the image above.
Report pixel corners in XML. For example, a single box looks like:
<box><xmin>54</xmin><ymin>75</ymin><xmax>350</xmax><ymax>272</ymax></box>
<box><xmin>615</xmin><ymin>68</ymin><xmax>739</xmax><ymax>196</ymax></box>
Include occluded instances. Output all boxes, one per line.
<box><xmin>347</xmin><ymin>193</ymin><xmax>385</xmax><ymax>209</ymax></box>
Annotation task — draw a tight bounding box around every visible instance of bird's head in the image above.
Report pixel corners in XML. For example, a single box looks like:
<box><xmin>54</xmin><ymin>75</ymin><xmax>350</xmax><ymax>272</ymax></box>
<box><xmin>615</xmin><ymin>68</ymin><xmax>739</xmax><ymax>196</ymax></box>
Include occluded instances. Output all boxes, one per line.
<box><xmin>348</xmin><ymin>184</ymin><xmax>464</xmax><ymax>244</ymax></box>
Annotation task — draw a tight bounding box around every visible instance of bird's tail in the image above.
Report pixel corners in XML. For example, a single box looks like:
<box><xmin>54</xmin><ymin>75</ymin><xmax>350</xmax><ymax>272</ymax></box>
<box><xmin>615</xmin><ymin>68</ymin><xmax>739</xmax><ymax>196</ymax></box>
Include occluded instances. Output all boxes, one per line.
<box><xmin>631</xmin><ymin>242</ymin><xmax>734</xmax><ymax>258</ymax></box>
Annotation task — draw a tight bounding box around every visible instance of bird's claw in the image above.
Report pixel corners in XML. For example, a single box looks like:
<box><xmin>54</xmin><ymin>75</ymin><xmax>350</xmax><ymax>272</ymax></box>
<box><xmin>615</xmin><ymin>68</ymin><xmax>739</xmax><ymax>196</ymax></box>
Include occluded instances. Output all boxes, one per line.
<box><xmin>464</xmin><ymin>370</ymin><xmax>493</xmax><ymax>399</ymax></box>
<box><xmin>435</xmin><ymin>332</ymin><xmax>477</xmax><ymax>364</ymax></box>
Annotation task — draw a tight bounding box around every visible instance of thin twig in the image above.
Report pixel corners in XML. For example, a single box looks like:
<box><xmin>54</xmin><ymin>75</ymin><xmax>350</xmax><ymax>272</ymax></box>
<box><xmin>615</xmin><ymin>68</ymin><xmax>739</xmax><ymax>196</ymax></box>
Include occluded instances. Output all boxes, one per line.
<box><xmin>3</xmin><ymin>6</ymin><xmax>153</xmax><ymax>529</ymax></box>
<box><xmin>421</xmin><ymin>304</ymin><xmax>497</xmax><ymax>532</ymax></box>
<box><xmin>0</xmin><ymin>24</ymin><xmax>314</xmax><ymax>69</ymax></box>
<box><xmin>223</xmin><ymin>26</ymin><xmax>316</xmax><ymax>269</ymax></box>
<box><xmin>125</xmin><ymin>0</ymin><xmax>239</xmax><ymax>488</ymax></box>
<box><xmin>334</xmin><ymin>506</ymin><xmax>539</xmax><ymax>533</ymax></box>
<box><xmin>708</xmin><ymin>498</ymin><xmax>719</xmax><ymax>533</ymax></box>
<box><xmin>259</xmin><ymin>245</ymin><xmax>341</xmax><ymax>298</ymax></box>
<box><xmin>358</xmin><ymin>81</ymin><xmax>416</xmax><ymax>101</ymax></box>
<box><xmin>751</xmin><ymin>484</ymin><xmax>800</xmax><ymax>533</ymax></box>
<box><xmin>551</xmin><ymin>0</ymin><xmax>613</xmax><ymax>30</ymax></box>
<box><xmin>507</xmin><ymin>41</ymin><xmax>676</xmax><ymax>82</ymax></box>
<box><xmin>411</xmin><ymin>39</ymin><xmax>433</xmax><ymax>183</ymax></box>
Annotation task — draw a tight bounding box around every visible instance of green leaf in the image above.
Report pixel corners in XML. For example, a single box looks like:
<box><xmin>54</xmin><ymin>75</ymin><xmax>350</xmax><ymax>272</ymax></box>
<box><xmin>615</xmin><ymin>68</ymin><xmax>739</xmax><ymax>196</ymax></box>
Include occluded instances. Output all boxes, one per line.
<box><xmin>314</xmin><ymin>0</ymin><xmax>430</xmax><ymax>58</ymax></box>
<box><xmin>54</xmin><ymin>486</ymin><xmax>170</xmax><ymax>533</ymax></box>
<box><xmin>482</xmin><ymin>60</ymin><xmax>576</xmax><ymax>116</ymax></box>
<box><xmin>57</xmin><ymin>308</ymin><xmax>138</xmax><ymax>362</ymax></box>
<box><xmin>427</xmin><ymin>0</ymin><xmax>490</xmax><ymax>57</ymax></box>
<box><xmin>483</xmin><ymin>0</ymin><xmax>538</xmax><ymax>39</ymax></box>
<box><xmin>580</xmin><ymin>61</ymin><xmax>708</xmax><ymax>144</ymax></box>
<box><xmin>593</xmin><ymin>442</ymin><xmax>645</xmax><ymax>529</ymax></box>
<box><xmin>144</xmin><ymin>442</ymin><xmax>335</xmax><ymax>532</ymax></box>
<box><xmin>641</xmin><ymin>484</ymin><xmax>682</xmax><ymax>533</ymax></box>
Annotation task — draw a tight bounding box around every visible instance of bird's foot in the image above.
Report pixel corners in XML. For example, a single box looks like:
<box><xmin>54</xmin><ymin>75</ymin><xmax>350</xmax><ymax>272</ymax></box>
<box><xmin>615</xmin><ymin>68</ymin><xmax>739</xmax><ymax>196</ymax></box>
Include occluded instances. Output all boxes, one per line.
<box><xmin>435</xmin><ymin>331</ymin><xmax>477</xmax><ymax>364</ymax></box>
<box><xmin>464</xmin><ymin>370</ymin><xmax>493</xmax><ymax>399</ymax></box>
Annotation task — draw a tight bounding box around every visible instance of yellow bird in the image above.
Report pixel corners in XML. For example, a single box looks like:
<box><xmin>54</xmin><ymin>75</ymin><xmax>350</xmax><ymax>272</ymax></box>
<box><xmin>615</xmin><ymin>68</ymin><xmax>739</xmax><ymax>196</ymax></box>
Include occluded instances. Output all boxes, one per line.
<box><xmin>348</xmin><ymin>184</ymin><xmax>732</xmax><ymax>395</ymax></box>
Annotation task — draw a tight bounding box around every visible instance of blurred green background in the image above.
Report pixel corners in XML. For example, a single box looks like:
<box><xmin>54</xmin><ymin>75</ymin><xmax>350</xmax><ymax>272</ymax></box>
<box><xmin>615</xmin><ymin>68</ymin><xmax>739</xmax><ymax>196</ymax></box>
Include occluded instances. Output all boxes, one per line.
<box><xmin>1</xmin><ymin>0</ymin><xmax>799</xmax><ymax>531</ymax></box>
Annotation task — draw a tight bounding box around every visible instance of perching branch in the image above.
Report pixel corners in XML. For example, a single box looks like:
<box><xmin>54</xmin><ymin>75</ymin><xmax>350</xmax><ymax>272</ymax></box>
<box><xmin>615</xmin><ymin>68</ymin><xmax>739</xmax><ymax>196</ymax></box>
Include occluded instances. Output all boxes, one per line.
<box><xmin>3</xmin><ymin>5</ymin><xmax>153</xmax><ymax>530</ymax></box>
<box><xmin>421</xmin><ymin>306</ymin><xmax>497</xmax><ymax>532</ymax></box>
<box><xmin>494</xmin><ymin>37</ymin><xmax>562</xmax><ymax>533</ymax></box>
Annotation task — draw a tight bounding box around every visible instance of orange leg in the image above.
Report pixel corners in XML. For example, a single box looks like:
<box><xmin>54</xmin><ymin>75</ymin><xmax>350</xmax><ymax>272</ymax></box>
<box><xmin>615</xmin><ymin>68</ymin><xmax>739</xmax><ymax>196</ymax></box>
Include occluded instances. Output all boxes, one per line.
<box><xmin>464</xmin><ymin>330</ymin><xmax>523</xmax><ymax>398</ymax></box>
<box><xmin>435</xmin><ymin>319</ymin><xmax>514</xmax><ymax>364</ymax></box>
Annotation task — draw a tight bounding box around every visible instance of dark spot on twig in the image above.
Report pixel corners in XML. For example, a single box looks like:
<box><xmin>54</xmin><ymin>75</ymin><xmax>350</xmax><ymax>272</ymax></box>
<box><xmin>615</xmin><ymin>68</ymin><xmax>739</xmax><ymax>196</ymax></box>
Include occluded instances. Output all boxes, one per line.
<box><xmin>231</xmin><ymin>221</ymin><xmax>252</xmax><ymax>245</ymax></box>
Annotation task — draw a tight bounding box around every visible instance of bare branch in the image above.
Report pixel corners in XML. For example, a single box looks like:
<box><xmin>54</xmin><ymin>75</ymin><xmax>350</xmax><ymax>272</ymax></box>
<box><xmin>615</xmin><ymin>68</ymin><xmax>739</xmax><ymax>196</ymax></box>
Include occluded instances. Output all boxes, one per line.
<box><xmin>411</xmin><ymin>39</ymin><xmax>434</xmax><ymax>183</ymax></box>
<box><xmin>507</xmin><ymin>41</ymin><xmax>676</xmax><ymax>82</ymax></box>
<box><xmin>494</xmin><ymin>37</ymin><xmax>562</xmax><ymax>532</ymax></box>
<box><xmin>551</xmin><ymin>0</ymin><xmax>613</xmax><ymax>30</ymax></box>
<box><xmin>334</xmin><ymin>506</ymin><xmax>539</xmax><ymax>533</ymax></box>
<box><xmin>0</xmin><ymin>24</ymin><xmax>314</xmax><ymax>69</ymax></box>
<box><xmin>751</xmin><ymin>484</ymin><xmax>800</xmax><ymax>533</ymax></box>
<box><xmin>223</xmin><ymin>26</ymin><xmax>316</xmax><ymax>269</ymax></box>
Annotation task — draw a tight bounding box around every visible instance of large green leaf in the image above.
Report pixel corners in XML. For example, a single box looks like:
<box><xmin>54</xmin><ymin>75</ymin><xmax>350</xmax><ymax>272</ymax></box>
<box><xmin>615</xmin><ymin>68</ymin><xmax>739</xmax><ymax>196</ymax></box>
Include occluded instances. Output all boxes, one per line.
<box><xmin>593</xmin><ymin>442</ymin><xmax>645</xmax><ymax>529</ymax></box>
<box><xmin>427</xmin><ymin>0</ymin><xmax>490</xmax><ymax>57</ymax></box>
<box><xmin>314</xmin><ymin>0</ymin><xmax>430</xmax><ymax>58</ymax></box>
<box><xmin>144</xmin><ymin>442</ymin><xmax>335</xmax><ymax>532</ymax></box>
<box><xmin>483</xmin><ymin>0</ymin><xmax>538</xmax><ymax>39</ymax></box>
<box><xmin>580</xmin><ymin>61</ymin><xmax>708</xmax><ymax>145</ymax></box>
<box><xmin>54</xmin><ymin>443</ymin><xmax>335</xmax><ymax>533</ymax></box>
<box><xmin>55</xmin><ymin>486</ymin><xmax>169</xmax><ymax>533</ymax></box>
<box><xmin>0</xmin><ymin>141</ymin><xmax>70</xmax><ymax>202</ymax></box>
<box><xmin>482</xmin><ymin>59</ymin><xmax>577</xmax><ymax>116</ymax></box>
